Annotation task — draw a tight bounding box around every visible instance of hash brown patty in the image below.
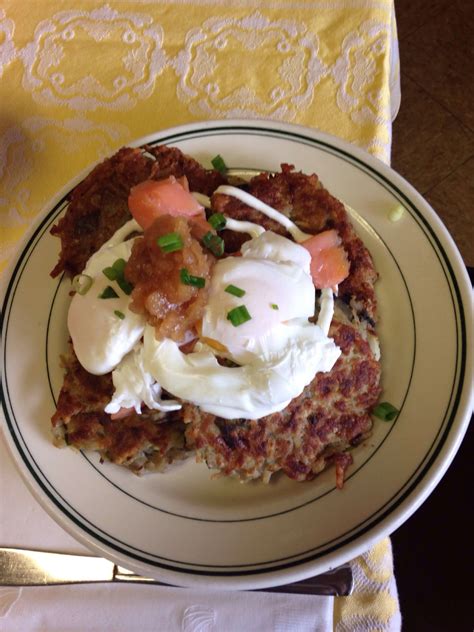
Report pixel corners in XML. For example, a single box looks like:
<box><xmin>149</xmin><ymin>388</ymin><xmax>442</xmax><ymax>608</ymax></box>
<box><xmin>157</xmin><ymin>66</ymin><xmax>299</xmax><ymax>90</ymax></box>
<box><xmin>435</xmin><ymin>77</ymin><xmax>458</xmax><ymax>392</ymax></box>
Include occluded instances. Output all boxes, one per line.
<box><xmin>50</xmin><ymin>145</ymin><xmax>381</xmax><ymax>485</ymax></box>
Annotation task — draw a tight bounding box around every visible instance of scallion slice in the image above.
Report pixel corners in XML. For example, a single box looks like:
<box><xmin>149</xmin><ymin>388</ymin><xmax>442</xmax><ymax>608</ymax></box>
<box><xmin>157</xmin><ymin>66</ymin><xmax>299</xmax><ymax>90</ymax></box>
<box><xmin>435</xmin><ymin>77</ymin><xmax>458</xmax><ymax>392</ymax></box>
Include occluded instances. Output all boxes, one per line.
<box><xmin>102</xmin><ymin>267</ymin><xmax>118</xmax><ymax>281</ymax></box>
<box><xmin>114</xmin><ymin>310</ymin><xmax>125</xmax><ymax>320</ymax></box>
<box><xmin>225</xmin><ymin>284</ymin><xmax>245</xmax><ymax>298</ymax></box>
<box><xmin>99</xmin><ymin>286</ymin><xmax>119</xmax><ymax>299</ymax></box>
<box><xmin>103</xmin><ymin>258</ymin><xmax>127</xmax><ymax>281</ymax></box>
<box><xmin>211</xmin><ymin>154</ymin><xmax>227</xmax><ymax>173</ymax></box>
<box><xmin>270</xmin><ymin>303</ymin><xmax>279</xmax><ymax>310</ymax></box>
<box><xmin>157</xmin><ymin>232</ymin><xmax>184</xmax><ymax>253</ymax></box>
<box><xmin>112</xmin><ymin>258</ymin><xmax>126</xmax><ymax>275</ymax></box>
<box><xmin>202</xmin><ymin>231</ymin><xmax>224</xmax><ymax>257</ymax></box>
<box><xmin>227</xmin><ymin>305</ymin><xmax>251</xmax><ymax>327</ymax></box>
<box><xmin>372</xmin><ymin>402</ymin><xmax>399</xmax><ymax>421</ymax></box>
<box><xmin>180</xmin><ymin>268</ymin><xmax>206</xmax><ymax>288</ymax></box>
<box><xmin>102</xmin><ymin>259</ymin><xmax>133</xmax><ymax>294</ymax></box>
<box><xmin>117</xmin><ymin>277</ymin><xmax>133</xmax><ymax>295</ymax></box>
<box><xmin>72</xmin><ymin>274</ymin><xmax>93</xmax><ymax>296</ymax></box>
<box><xmin>388</xmin><ymin>205</ymin><xmax>404</xmax><ymax>222</ymax></box>
<box><xmin>208</xmin><ymin>212</ymin><xmax>227</xmax><ymax>231</ymax></box>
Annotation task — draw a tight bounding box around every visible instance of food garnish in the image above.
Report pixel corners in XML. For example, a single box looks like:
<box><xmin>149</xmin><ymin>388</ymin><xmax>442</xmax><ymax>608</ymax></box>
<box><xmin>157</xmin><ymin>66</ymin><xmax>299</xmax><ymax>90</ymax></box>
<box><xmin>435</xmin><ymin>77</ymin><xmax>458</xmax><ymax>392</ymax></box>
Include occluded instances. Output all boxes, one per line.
<box><xmin>202</xmin><ymin>231</ymin><xmax>225</xmax><ymax>257</ymax></box>
<box><xmin>157</xmin><ymin>232</ymin><xmax>184</xmax><ymax>253</ymax></box>
<box><xmin>99</xmin><ymin>286</ymin><xmax>119</xmax><ymax>299</ymax></box>
<box><xmin>372</xmin><ymin>401</ymin><xmax>399</xmax><ymax>421</ymax></box>
<box><xmin>128</xmin><ymin>177</ymin><xmax>205</xmax><ymax>230</ymax></box>
<box><xmin>225</xmin><ymin>284</ymin><xmax>246</xmax><ymax>297</ymax></box>
<box><xmin>226</xmin><ymin>305</ymin><xmax>252</xmax><ymax>327</ymax></box>
<box><xmin>180</xmin><ymin>268</ymin><xmax>206</xmax><ymax>288</ymax></box>
<box><xmin>388</xmin><ymin>205</ymin><xmax>404</xmax><ymax>222</ymax></box>
<box><xmin>72</xmin><ymin>274</ymin><xmax>93</xmax><ymax>295</ymax></box>
<box><xmin>211</xmin><ymin>154</ymin><xmax>227</xmax><ymax>173</ymax></box>
<box><xmin>208</xmin><ymin>212</ymin><xmax>227</xmax><ymax>230</ymax></box>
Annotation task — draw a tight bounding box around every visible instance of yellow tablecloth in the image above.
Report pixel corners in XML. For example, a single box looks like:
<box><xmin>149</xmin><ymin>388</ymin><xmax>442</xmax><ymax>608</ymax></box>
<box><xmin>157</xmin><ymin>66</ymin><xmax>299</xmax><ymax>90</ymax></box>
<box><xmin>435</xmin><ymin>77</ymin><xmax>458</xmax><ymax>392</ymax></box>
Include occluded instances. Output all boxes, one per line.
<box><xmin>0</xmin><ymin>2</ymin><xmax>401</xmax><ymax>630</ymax></box>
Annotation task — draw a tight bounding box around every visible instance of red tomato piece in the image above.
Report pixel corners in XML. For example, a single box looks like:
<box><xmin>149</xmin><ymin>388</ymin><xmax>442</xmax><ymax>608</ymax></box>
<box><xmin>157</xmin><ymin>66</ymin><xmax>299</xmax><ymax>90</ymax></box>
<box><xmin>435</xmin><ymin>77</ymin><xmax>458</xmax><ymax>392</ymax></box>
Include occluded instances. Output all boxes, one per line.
<box><xmin>302</xmin><ymin>229</ymin><xmax>350</xmax><ymax>288</ymax></box>
<box><xmin>128</xmin><ymin>177</ymin><xmax>205</xmax><ymax>230</ymax></box>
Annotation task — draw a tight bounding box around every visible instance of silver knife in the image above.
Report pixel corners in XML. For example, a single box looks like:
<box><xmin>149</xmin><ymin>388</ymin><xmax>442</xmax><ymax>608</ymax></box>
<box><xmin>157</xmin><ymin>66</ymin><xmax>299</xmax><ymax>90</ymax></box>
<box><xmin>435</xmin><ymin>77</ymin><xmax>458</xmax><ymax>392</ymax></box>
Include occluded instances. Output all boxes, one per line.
<box><xmin>0</xmin><ymin>548</ymin><xmax>352</xmax><ymax>596</ymax></box>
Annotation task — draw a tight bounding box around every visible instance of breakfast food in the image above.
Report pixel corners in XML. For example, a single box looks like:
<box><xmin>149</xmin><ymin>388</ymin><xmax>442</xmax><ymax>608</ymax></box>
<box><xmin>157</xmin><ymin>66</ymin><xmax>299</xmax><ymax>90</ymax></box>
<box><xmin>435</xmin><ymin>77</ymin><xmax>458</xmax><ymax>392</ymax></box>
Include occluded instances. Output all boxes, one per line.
<box><xmin>50</xmin><ymin>145</ymin><xmax>381</xmax><ymax>486</ymax></box>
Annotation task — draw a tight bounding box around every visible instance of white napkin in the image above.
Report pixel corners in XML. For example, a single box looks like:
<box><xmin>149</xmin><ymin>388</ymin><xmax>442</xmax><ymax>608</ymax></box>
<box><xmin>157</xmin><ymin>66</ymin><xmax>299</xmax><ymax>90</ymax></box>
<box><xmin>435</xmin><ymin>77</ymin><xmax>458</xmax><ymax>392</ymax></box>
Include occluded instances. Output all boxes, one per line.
<box><xmin>0</xmin><ymin>432</ymin><xmax>333</xmax><ymax>631</ymax></box>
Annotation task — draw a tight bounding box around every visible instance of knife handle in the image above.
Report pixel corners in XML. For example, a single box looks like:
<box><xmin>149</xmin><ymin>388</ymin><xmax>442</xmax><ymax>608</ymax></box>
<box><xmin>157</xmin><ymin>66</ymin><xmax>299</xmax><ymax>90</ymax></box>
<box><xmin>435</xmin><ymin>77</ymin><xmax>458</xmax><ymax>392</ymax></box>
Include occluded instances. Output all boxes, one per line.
<box><xmin>115</xmin><ymin>564</ymin><xmax>353</xmax><ymax>597</ymax></box>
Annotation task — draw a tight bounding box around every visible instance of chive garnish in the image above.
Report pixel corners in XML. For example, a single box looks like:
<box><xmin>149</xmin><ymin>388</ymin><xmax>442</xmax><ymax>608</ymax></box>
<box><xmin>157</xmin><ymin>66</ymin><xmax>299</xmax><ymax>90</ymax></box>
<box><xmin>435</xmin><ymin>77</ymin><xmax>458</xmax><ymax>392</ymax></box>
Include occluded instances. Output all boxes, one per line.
<box><xmin>112</xmin><ymin>258</ymin><xmax>126</xmax><ymax>275</ymax></box>
<box><xmin>180</xmin><ymin>268</ymin><xmax>206</xmax><ymax>288</ymax></box>
<box><xmin>114</xmin><ymin>310</ymin><xmax>125</xmax><ymax>320</ymax></box>
<box><xmin>227</xmin><ymin>305</ymin><xmax>251</xmax><ymax>327</ymax></box>
<box><xmin>208</xmin><ymin>212</ymin><xmax>227</xmax><ymax>231</ymax></box>
<box><xmin>202</xmin><ymin>231</ymin><xmax>224</xmax><ymax>257</ymax></box>
<box><xmin>372</xmin><ymin>402</ymin><xmax>399</xmax><ymax>421</ymax></box>
<box><xmin>211</xmin><ymin>154</ymin><xmax>227</xmax><ymax>173</ymax></box>
<box><xmin>271</xmin><ymin>303</ymin><xmax>279</xmax><ymax>310</ymax></box>
<box><xmin>72</xmin><ymin>274</ymin><xmax>93</xmax><ymax>296</ymax></box>
<box><xmin>99</xmin><ymin>286</ymin><xmax>119</xmax><ymax>299</ymax></box>
<box><xmin>102</xmin><ymin>259</ymin><xmax>133</xmax><ymax>294</ymax></box>
<box><xmin>225</xmin><ymin>284</ymin><xmax>245</xmax><ymax>298</ymax></box>
<box><xmin>103</xmin><ymin>267</ymin><xmax>118</xmax><ymax>281</ymax></box>
<box><xmin>116</xmin><ymin>277</ymin><xmax>133</xmax><ymax>295</ymax></box>
<box><xmin>157</xmin><ymin>232</ymin><xmax>184</xmax><ymax>253</ymax></box>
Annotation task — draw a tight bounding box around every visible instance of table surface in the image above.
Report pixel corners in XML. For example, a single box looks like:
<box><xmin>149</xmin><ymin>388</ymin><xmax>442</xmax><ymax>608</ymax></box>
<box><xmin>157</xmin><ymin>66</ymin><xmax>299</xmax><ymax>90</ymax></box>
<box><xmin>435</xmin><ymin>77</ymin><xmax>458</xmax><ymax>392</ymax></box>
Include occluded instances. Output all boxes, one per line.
<box><xmin>391</xmin><ymin>0</ymin><xmax>473</xmax><ymax>628</ymax></box>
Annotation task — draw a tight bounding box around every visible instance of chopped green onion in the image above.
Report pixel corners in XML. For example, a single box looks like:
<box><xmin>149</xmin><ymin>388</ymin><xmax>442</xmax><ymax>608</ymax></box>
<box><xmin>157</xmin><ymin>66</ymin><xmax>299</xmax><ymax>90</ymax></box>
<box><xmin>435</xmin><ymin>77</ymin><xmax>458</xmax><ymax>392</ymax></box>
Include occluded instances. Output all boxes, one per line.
<box><xmin>225</xmin><ymin>284</ymin><xmax>246</xmax><ymax>298</ymax></box>
<box><xmin>270</xmin><ymin>303</ymin><xmax>279</xmax><ymax>310</ymax></box>
<box><xmin>180</xmin><ymin>268</ymin><xmax>206</xmax><ymax>288</ymax></box>
<box><xmin>112</xmin><ymin>258</ymin><xmax>126</xmax><ymax>275</ymax></box>
<box><xmin>114</xmin><ymin>310</ymin><xmax>125</xmax><ymax>320</ymax></box>
<box><xmin>102</xmin><ymin>259</ymin><xmax>133</xmax><ymax>294</ymax></box>
<box><xmin>103</xmin><ymin>259</ymin><xmax>127</xmax><ymax>281</ymax></box>
<box><xmin>117</xmin><ymin>277</ymin><xmax>133</xmax><ymax>295</ymax></box>
<box><xmin>372</xmin><ymin>401</ymin><xmax>399</xmax><ymax>421</ymax></box>
<box><xmin>227</xmin><ymin>305</ymin><xmax>252</xmax><ymax>327</ymax></box>
<box><xmin>208</xmin><ymin>212</ymin><xmax>227</xmax><ymax>231</ymax></box>
<box><xmin>202</xmin><ymin>231</ymin><xmax>225</xmax><ymax>257</ymax></box>
<box><xmin>157</xmin><ymin>232</ymin><xmax>184</xmax><ymax>253</ymax></box>
<box><xmin>99</xmin><ymin>285</ymin><xmax>119</xmax><ymax>299</ymax></box>
<box><xmin>211</xmin><ymin>154</ymin><xmax>227</xmax><ymax>173</ymax></box>
<box><xmin>102</xmin><ymin>266</ymin><xmax>118</xmax><ymax>281</ymax></box>
<box><xmin>388</xmin><ymin>205</ymin><xmax>405</xmax><ymax>222</ymax></box>
<box><xmin>72</xmin><ymin>274</ymin><xmax>93</xmax><ymax>296</ymax></box>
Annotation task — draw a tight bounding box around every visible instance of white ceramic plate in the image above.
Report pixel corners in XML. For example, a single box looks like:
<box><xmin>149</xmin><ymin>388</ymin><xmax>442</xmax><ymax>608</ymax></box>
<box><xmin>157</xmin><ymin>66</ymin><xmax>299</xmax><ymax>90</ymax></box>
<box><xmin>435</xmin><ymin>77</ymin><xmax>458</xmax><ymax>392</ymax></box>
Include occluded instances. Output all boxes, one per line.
<box><xmin>1</xmin><ymin>120</ymin><xmax>472</xmax><ymax>590</ymax></box>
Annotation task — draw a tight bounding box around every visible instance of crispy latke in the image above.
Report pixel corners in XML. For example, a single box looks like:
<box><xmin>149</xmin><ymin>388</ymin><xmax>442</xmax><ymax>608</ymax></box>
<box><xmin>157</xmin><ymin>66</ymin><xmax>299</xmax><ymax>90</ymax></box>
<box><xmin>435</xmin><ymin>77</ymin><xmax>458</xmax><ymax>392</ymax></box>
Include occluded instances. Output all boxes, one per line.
<box><xmin>52</xmin><ymin>345</ymin><xmax>188</xmax><ymax>472</ymax></box>
<box><xmin>213</xmin><ymin>164</ymin><xmax>378</xmax><ymax>325</ymax></box>
<box><xmin>184</xmin><ymin>320</ymin><xmax>380</xmax><ymax>486</ymax></box>
<box><xmin>50</xmin><ymin>145</ymin><xmax>381</xmax><ymax>484</ymax></box>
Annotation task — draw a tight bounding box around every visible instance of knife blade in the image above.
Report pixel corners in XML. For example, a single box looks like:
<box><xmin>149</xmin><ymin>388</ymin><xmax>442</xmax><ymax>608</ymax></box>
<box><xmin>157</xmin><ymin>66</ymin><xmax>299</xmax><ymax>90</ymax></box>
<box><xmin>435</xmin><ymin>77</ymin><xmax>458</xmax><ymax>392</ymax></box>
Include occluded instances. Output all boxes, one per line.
<box><xmin>0</xmin><ymin>548</ymin><xmax>353</xmax><ymax>596</ymax></box>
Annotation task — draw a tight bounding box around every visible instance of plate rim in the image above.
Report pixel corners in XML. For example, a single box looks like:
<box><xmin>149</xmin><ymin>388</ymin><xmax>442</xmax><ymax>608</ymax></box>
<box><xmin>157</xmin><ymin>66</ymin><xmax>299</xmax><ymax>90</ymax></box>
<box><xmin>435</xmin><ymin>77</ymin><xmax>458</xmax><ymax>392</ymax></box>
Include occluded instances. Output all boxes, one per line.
<box><xmin>1</xmin><ymin>119</ymin><xmax>472</xmax><ymax>589</ymax></box>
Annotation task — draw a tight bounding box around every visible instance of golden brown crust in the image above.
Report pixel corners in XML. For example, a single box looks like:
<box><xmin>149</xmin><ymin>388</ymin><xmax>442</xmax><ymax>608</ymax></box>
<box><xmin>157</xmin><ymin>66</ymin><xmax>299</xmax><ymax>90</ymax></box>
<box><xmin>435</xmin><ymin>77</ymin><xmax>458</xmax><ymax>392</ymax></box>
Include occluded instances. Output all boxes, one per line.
<box><xmin>52</xmin><ymin>345</ymin><xmax>188</xmax><ymax>472</ymax></box>
<box><xmin>184</xmin><ymin>320</ymin><xmax>381</xmax><ymax>483</ymax></box>
<box><xmin>50</xmin><ymin>146</ymin><xmax>381</xmax><ymax>485</ymax></box>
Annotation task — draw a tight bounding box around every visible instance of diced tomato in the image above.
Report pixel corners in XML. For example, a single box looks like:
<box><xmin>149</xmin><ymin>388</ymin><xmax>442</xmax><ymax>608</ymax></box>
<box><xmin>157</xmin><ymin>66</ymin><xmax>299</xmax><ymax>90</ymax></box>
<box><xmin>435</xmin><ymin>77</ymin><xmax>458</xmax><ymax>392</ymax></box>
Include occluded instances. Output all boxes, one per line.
<box><xmin>128</xmin><ymin>177</ymin><xmax>205</xmax><ymax>230</ymax></box>
<box><xmin>302</xmin><ymin>229</ymin><xmax>350</xmax><ymax>288</ymax></box>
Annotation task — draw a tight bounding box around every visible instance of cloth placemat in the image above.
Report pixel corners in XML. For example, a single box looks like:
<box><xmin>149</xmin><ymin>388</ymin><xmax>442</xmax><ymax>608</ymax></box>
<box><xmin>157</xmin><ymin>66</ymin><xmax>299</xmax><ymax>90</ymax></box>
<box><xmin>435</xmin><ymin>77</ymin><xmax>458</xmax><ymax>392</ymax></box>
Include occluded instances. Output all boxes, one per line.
<box><xmin>0</xmin><ymin>2</ymin><xmax>401</xmax><ymax>630</ymax></box>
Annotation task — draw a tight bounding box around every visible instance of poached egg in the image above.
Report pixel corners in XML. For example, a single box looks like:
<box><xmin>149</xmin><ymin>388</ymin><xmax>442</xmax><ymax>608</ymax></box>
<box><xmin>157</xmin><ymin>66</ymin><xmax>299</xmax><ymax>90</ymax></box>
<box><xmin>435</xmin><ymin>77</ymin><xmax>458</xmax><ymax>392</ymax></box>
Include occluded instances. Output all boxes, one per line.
<box><xmin>68</xmin><ymin>207</ymin><xmax>342</xmax><ymax>420</ymax></box>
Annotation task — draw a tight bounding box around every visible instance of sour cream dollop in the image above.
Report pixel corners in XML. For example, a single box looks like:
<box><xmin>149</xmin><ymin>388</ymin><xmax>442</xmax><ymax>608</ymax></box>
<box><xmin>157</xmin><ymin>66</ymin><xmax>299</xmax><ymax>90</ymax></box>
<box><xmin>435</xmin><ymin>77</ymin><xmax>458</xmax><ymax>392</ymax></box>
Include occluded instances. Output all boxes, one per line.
<box><xmin>68</xmin><ymin>220</ymin><xmax>146</xmax><ymax>375</ymax></box>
